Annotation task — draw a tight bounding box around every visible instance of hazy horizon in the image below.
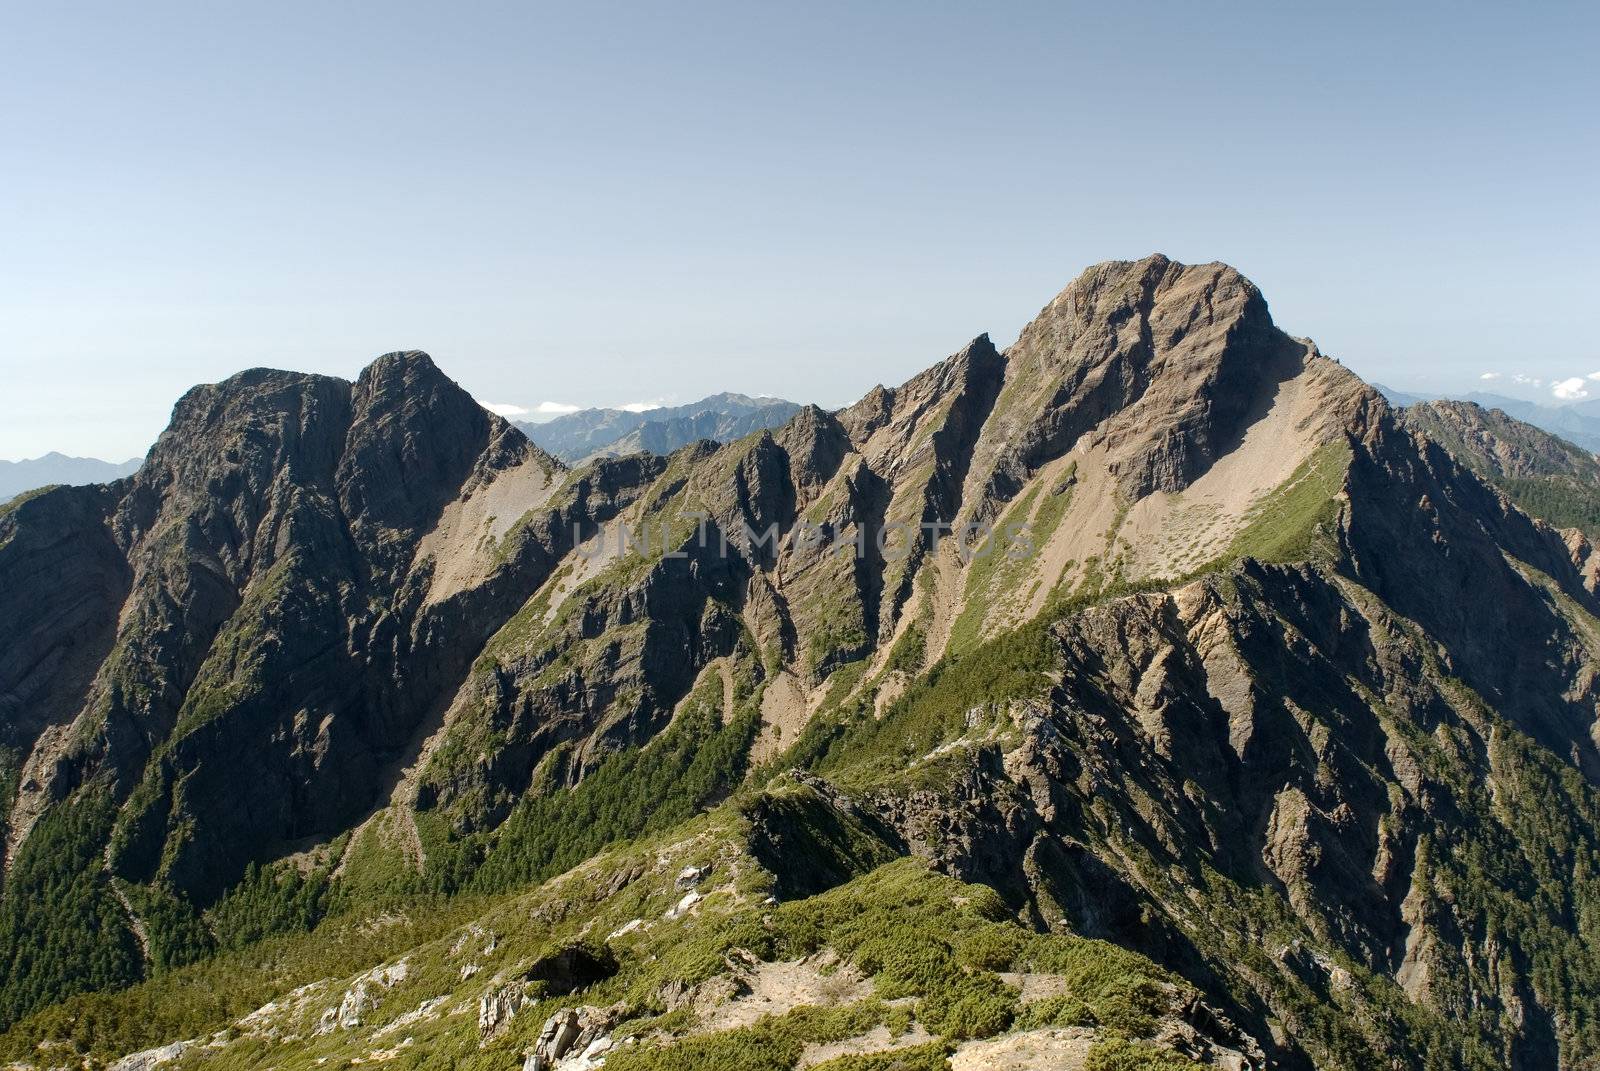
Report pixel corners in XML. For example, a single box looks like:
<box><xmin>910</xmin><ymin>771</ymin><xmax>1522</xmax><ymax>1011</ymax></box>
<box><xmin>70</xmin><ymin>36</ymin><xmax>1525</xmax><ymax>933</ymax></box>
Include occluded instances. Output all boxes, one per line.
<box><xmin>7</xmin><ymin>334</ymin><xmax>1599</xmax><ymax>466</ymax></box>
<box><xmin>5</xmin><ymin>1</ymin><xmax>1597</xmax><ymax>462</ymax></box>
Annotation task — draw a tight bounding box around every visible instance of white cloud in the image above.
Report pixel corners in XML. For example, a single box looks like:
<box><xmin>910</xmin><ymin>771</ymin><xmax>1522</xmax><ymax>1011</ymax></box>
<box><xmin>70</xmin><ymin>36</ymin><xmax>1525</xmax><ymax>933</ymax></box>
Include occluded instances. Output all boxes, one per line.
<box><xmin>618</xmin><ymin>400</ymin><xmax>665</xmax><ymax>413</ymax></box>
<box><xmin>1552</xmin><ymin>377</ymin><xmax>1590</xmax><ymax>401</ymax></box>
<box><xmin>1586</xmin><ymin>370</ymin><xmax>1600</xmax><ymax>382</ymax></box>
<box><xmin>482</xmin><ymin>399</ymin><xmax>582</xmax><ymax>422</ymax></box>
<box><xmin>1512</xmin><ymin>374</ymin><xmax>1544</xmax><ymax>387</ymax></box>
<box><xmin>1479</xmin><ymin>372</ymin><xmax>1502</xmax><ymax>381</ymax></box>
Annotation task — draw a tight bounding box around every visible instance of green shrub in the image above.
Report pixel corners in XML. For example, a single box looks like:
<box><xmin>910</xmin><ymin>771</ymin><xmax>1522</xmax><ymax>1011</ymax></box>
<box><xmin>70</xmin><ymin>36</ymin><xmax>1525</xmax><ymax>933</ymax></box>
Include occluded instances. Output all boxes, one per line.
<box><xmin>918</xmin><ymin>973</ymin><xmax>1014</xmax><ymax>1040</ymax></box>
<box><xmin>1084</xmin><ymin>1035</ymin><xmax>1194</xmax><ymax>1071</ymax></box>
<box><xmin>885</xmin><ymin>621</ymin><xmax>927</xmax><ymax>675</ymax></box>
<box><xmin>809</xmin><ymin>1041</ymin><xmax>952</xmax><ymax>1070</ymax></box>
<box><xmin>1224</xmin><ymin>442</ymin><xmax>1347</xmax><ymax>564</ymax></box>
<box><xmin>1014</xmin><ymin>993</ymin><xmax>1096</xmax><ymax>1029</ymax></box>
<box><xmin>1021</xmin><ymin>934</ymin><xmax>1175</xmax><ymax>1037</ymax></box>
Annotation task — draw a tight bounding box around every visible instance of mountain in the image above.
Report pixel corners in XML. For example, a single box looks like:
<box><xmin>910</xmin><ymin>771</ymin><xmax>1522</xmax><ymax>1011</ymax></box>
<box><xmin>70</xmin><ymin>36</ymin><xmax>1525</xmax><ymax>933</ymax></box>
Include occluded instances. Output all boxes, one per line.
<box><xmin>0</xmin><ymin>452</ymin><xmax>141</xmax><ymax>503</ymax></box>
<box><xmin>518</xmin><ymin>393</ymin><xmax>801</xmax><ymax>463</ymax></box>
<box><xmin>1370</xmin><ymin>383</ymin><xmax>1425</xmax><ymax>408</ymax></box>
<box><xmin>4</xmin><ymin>257</ymin><xmax>1600</xmax><ymax>1070</ymax></box>
<box><xmin>1402</xmin><ymin>399</ymin><xmax>1600</xmax><ymax>535</ymax></box>
<box><xmin>1374</xmin><ymin>385</ymin><xmax>1600</xmax><ymax>455</ymax></box>
<box><xmin>1456</xmin><ymin>392</ymin><xmax>1600</xmax><ymax>452</ymax></box>
<box><xmin>584</xmin><ymin>404</ymin><xmax>809</xmax><ymax>462</ymax></box>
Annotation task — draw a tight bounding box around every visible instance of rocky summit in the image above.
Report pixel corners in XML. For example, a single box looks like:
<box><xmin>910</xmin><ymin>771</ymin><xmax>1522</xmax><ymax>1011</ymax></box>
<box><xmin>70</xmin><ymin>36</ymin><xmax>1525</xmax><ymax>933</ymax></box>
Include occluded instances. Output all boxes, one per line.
<box><xmin>4</xmin><ymin>255</ymin><xmax>1600</xmax><ymax>1071</ymax></box>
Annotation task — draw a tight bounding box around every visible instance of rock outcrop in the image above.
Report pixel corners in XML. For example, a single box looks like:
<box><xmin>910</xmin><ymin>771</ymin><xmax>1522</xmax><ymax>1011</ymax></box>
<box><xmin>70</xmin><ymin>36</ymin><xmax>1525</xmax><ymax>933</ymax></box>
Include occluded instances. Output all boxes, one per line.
<box><xmin>522</xmin><ymin>1005</ymin><xmax>625</xmax><ymax>1071</ymax></box>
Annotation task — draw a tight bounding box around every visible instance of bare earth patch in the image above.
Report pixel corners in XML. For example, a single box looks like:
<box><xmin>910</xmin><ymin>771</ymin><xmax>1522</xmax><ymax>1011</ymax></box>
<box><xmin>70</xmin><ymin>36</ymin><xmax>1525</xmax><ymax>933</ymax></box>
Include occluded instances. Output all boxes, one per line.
<box><xmin>415</xmin><ymin>454</ymin><xmax>555</xmax><ymax>607</ymax></box>
<box><xmin>692</xmin><ymin>955</ymin><xmax>873</xmax><ymax>1034</ymax></box>
<box><xmin>752</xmin><ymin>671</ymin><xmax>810</xmax><ymax>764</ymax></box>
<box><xmin>799</xmin><ymin>1022</ymin><xmax>935</xmax><ymax>1067</ymax></box>
<box><xmin>998</xmin><ymin>971</ymin><xmax>1072</xmax><ymax>1004</ymax></box>
<box><xmin>950</xmin><ymin>1026</ymin><xmax>1097</xmax><ymax>1070</ymax></box>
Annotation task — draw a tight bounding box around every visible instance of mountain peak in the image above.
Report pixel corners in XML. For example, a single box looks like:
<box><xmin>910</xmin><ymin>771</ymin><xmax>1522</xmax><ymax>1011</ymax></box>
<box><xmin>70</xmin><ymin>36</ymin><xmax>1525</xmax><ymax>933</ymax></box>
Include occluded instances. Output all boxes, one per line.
<box><xmin>360</xmin><ymin>348</ymin><xmax>441</xmax><ymax>378</ymax></box>
<box><xmin>971</xmin><ymin>254</ymin><xmax>1335</xmax><ymax>503</ymax></box>
<box><xmin>1042</xmin><ymin>254</ymin><xmax>1263</xmax><ymax>332</ymax></box>
<box><xmin>352</xmin><ymin>350</ymin><xmax>456</xmax><ymax>402</ymax></box>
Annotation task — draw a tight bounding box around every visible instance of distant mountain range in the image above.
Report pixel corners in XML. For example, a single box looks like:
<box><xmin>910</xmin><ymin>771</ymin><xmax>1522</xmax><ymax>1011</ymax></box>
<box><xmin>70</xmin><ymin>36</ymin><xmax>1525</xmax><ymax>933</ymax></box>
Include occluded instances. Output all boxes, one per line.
<box><xmin>517</xmin><ymin>392</ymin><xmax>801</xmax><ymax>462</ymax></box>
<box><xmin>1375</xmin><ymin>383</ymin><xmax>1600</xmax><ymax>452</ymax></box>
<box><xmin>0</xmin><ymin>452</ymin><xmax>140</xmax><ymax>503</ymax></box>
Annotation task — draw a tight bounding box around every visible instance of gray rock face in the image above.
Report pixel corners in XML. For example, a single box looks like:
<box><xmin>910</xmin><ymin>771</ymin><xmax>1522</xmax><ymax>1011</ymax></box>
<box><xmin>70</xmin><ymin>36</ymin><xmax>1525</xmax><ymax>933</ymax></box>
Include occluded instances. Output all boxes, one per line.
<box><xmin>0</xmin><ymin>353</ymin><xmax>566</xmax><ymax>900</ymax></box>
<box><xmin>969</xmin><ymin>255</ymin><xmax>1378</xmax><ymax>505</ymax></box>
<box><xmin>316</xmin><ymin>961</ymin><xmax>408</xmax><ymax>1035</ymax></box>
<box><xmin>477</xmin><ymin>981</ymin><xmax>533</xmax><ymax>1041</ymax></box>
<box><xmin>106</xmin><ymin>1040</ymin><xmax>191</xmax><ymax>1071</ymax></box>
<box><xmin>522</xmin><ymin>1004</ymin><xmax>624</xmax><ymax>1071</ymax></box>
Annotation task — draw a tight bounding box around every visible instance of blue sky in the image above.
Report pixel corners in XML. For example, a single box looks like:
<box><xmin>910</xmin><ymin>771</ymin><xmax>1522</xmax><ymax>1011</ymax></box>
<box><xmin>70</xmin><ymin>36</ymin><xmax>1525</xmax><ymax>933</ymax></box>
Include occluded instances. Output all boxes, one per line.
<box><xmin>3</xmin><ymin>1</ymin><xmax>1597</xmax><ymax>460</ymax></box>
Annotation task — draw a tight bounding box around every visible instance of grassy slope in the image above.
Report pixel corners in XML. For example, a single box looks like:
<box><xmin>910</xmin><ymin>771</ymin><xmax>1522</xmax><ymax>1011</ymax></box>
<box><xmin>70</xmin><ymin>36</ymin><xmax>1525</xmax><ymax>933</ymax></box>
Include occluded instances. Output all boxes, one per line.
<box><xmin>0</xmin><ymin>805</ymin><xmax>1191</xmax><ymax>1071</ymax></box>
